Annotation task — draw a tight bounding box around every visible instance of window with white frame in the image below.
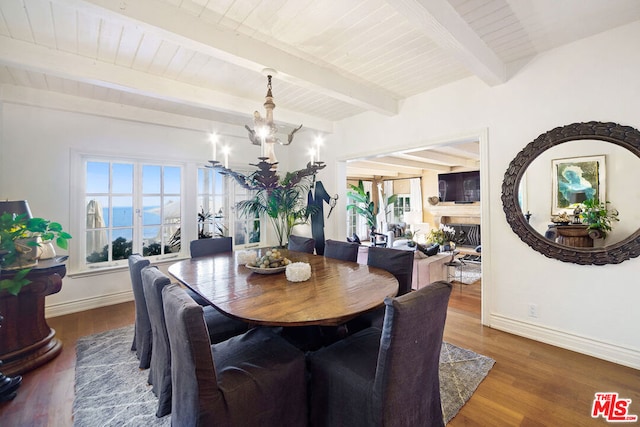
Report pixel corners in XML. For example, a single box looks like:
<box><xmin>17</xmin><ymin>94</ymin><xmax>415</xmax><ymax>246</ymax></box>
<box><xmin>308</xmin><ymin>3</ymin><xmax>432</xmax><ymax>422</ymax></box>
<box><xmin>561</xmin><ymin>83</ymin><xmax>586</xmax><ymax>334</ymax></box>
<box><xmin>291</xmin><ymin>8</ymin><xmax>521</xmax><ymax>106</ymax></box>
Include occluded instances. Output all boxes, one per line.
<box><xmin>393</xmin><ymin>194</ymin><xmax>411</xmax><ymax>223</ymax></box>
<box><xmin>197</xmin><ymin>168</ymin><xmax>229</xmax><ymax>239</ymax></box>
<box><xmin>231</xmin><ymin>179</ymin><xmax>262</xmax><ymax>247</ymax></box>
<box><xmin>80</xmin><ymin>157</ymin><xmax>183</xmax><ymax>270</ymax></box>
<box><xmin>197</xmin><ymin>167</ymin><xmax>263</xmax><ymax>249</ymax></box>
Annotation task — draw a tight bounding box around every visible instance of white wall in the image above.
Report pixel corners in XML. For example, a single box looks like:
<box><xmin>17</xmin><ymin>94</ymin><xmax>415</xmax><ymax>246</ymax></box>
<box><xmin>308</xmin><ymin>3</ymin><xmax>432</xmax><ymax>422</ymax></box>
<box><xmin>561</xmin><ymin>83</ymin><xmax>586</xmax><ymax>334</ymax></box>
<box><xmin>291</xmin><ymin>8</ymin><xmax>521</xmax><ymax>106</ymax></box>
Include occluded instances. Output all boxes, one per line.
<box><xmin>328</xmin><ymin>21</ymin><xmax>640</xmax><ymax>368</ymax></box>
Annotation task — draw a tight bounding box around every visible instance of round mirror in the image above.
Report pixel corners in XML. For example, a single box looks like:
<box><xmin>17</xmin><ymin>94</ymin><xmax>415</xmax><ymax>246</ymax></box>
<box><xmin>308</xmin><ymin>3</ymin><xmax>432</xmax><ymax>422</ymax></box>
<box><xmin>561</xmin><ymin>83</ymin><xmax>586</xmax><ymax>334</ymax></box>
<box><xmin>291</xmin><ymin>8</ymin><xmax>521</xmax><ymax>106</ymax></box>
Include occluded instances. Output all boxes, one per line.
<box><xmin>502</xmin><ymin>121</ymin><xmax>640</xmax><ymax>265</ymax></box>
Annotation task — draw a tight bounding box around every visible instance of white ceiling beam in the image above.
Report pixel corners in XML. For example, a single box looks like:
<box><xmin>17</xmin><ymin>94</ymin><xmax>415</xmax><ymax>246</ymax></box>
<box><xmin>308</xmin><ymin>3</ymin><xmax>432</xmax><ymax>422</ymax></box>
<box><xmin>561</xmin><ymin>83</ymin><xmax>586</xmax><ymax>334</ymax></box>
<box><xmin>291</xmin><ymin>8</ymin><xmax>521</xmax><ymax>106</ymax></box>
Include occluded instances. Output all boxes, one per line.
<box><xmin>369</xmin><ymin>156</ymin><xmax>451</xmax><ymax>172</ymax></box>
<box><xmin>347</xmin><ymin>159</ymin><xmax>422</xmax><ymax>176</ymax></box>
<box><xmin>404</xmin><ymin>151</ymin><xmax>478</xmax><ymax>168</ymax></box>
<box><xmin>58</xmin><ymin>0</ymin><xmax>399</xmax><ymax>116</ymax></box>
<box><xmin>0</xmin><ymin>36</ymin><xmax>333</xmax><ymax>133</ymax></box>
<box><xmin>346</xmin><ymin>167</ymin><xmax>401</xmax><ymax>178</ymax></box>
<box><xmin>0</xmin><ymin>83</ymin><xmax>227</xmax><ymax>134</ymax></box>
<box><xmin>389</xmin><ymin>0</ymin><xmax>507</xmax><ymax>86</ymax></box>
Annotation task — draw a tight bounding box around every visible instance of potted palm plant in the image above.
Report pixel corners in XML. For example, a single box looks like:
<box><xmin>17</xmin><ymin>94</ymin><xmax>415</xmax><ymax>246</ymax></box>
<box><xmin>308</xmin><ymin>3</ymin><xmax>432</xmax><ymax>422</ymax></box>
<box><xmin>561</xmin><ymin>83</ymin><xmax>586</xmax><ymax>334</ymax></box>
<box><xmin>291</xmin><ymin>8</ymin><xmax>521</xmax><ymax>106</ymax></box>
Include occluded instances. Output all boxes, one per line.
<box><xmin>347</xmin><ymin>180</ymin><xmax>398</xmax><ymax>240</ymax></box>
<box><xmin>236</xmin><ymin>173</ymin><xmax>316</xmax><ymax>248</ymax></box>
<box><xmin>346</xmin><ymin>180</ymin><xmax>377</xmax><ymax>230</ymax></box>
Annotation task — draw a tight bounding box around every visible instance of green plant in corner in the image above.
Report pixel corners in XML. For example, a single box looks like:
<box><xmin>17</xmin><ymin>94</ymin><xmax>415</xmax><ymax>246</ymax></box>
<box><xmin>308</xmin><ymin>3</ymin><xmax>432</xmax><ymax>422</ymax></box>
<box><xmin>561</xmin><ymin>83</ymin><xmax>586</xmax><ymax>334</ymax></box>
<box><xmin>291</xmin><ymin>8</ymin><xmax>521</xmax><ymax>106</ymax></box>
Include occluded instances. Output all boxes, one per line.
<box><xmin>579</xmin><ymin>198</ymin><xmax>619</xmax><ymax>238</ymax></box>
<box><xmin>0</xmin><ymin>212</ymin><xmax>72</xmax><ymax>295</ymax></box>
<box><xmin>376</xmin><ymin>182</ymin><xmax>398</xmax><ymax>224</ymax></box>
<box><xmin>346</xmin><ymin>180</ymin><xmax>377</xmax><ymax>230</ymax></box>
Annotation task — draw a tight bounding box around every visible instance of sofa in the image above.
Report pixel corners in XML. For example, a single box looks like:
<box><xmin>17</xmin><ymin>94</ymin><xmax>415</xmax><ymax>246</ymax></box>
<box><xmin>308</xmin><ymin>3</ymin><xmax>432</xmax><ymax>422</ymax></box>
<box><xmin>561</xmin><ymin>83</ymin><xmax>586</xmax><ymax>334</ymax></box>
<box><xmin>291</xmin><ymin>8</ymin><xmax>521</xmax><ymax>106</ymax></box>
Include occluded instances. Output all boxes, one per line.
<box><xmin>385</xmin><ymin>222</ymin><xmax>432</xmax><ymax>248</ymax></box>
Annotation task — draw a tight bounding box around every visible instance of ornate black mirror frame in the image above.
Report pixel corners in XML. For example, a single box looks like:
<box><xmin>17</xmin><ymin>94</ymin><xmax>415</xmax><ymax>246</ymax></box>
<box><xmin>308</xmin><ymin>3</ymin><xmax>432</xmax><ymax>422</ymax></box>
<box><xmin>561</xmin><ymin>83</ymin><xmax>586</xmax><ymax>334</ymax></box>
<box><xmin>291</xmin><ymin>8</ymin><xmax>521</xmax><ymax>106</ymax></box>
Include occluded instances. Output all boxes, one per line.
<box><xmin>502</xmin><ymin>121</ymin><xmax>640</xmax><ymax>265</ymax></box>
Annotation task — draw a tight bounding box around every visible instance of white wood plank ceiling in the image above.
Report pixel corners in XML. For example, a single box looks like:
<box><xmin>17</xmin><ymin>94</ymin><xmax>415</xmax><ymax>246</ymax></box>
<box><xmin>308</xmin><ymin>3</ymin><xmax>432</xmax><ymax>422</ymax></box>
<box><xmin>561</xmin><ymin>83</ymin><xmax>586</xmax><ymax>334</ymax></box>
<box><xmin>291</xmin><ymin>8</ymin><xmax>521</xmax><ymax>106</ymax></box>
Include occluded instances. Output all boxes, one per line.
<box><xmin>1</xmin><ymin>0</ymin><xmax>639</xmax><ymax>176</ymax></box>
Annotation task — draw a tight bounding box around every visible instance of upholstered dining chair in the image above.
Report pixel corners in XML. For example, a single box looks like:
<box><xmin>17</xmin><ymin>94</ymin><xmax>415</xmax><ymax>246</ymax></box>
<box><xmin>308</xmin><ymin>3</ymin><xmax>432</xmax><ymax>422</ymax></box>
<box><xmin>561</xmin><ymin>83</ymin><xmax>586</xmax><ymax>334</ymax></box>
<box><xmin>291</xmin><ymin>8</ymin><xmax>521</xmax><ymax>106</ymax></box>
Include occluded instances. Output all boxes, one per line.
<box><xmin>188</xmin><ymin>237</ymin><xmax>249</xmax><ymax>342</ymax></box>
<box><xmin>128</xmin><ymin>254</ymin><xmax>152</xmax><ymax>369</ymax></box>
<box><xmin>162</xmin><ymin>283</ymin><xmax>308</xmax><ymax>427</ymax></box>
<box><xmin>367</xmin><ymin>246</ymin><xmax>415</xmax><ymax>296</ymax></box>
<box><xmin>346</xmin><ymin>246</ymin><xmax>415</xmax><ymax>333</ymax></box>
<box><xmin>323</xmin><ymin>239</ymin><xmax>360</xmax><ymax>262</ymax></box>
<box><xmin>141</xmin><ymin>267</ymin><xmax>250</xmax><ymax>417</ymax></box>
<box><xmin>287</xmin><ymin>234</ymin><xmax>315</xmax><ymax>254</ymax></box>
<box><xmin>141</xmin><ymin>266</ymin><xmax>173</xmax><ymax>417</ymax></box>
<box><xmin>307</xmin><ymin>281</ymin><xmax>453</xmax><ymax>427</ymax></box>
<box><xmin>188</xmin><ymin>237</ymin><xmax>233</xmax><ymax>306</ymax></box>
<box><xmin>189</xmin><ymin>236</ymin><xmax>232</xmax><ymax>258</ymax></box>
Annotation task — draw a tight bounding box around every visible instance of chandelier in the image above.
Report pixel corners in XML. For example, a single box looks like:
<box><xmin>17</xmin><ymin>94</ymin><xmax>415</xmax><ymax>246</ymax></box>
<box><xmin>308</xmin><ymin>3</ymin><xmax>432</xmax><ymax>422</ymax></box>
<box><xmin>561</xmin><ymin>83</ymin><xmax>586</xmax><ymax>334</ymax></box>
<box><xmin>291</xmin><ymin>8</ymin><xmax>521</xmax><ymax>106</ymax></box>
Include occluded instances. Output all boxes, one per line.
<box><xmin>207</xmin><ymin>72</ymin><xmax>325</xmax><ymax>192</ymax></box>
<box><xmin>245</xmin><ymin>73</ymin><xmax>303</xmax><ymax>163</ymax></box>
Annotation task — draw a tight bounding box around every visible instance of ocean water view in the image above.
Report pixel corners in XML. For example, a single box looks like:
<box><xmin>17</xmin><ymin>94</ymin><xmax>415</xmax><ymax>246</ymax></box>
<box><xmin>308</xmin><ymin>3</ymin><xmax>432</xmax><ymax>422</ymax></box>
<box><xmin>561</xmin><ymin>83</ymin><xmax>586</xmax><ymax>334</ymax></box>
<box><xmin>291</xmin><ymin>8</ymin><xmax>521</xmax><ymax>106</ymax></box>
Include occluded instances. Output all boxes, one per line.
<box><xmin>98</xmin><ymin>206</ymin><xmax>168</xmax><ymax>239</ymax></box>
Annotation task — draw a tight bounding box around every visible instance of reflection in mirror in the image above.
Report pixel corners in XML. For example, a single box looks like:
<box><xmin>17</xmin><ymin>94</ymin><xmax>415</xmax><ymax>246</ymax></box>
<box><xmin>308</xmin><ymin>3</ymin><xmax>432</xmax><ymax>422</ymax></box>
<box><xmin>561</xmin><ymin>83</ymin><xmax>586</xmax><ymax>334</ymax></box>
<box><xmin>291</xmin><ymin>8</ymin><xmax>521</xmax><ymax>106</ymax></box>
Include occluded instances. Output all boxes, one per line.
<box><xmin>502</xmin><ymin>121</ymin><xmax>640</xmax><ymax>265</ymax></box>
<box><xmin>517</xmin><ymin>140</ymin><xmax>639</xmax><ymax>247</ymax></box>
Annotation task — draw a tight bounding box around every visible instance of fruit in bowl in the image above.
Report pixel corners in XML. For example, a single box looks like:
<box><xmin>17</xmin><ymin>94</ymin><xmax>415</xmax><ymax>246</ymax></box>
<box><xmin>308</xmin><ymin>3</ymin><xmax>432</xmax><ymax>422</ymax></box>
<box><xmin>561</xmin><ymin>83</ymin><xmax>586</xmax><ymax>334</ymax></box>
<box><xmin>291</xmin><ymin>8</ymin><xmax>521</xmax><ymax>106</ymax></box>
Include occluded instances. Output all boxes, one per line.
<box><xmin>247</xmin><ymin>248</ymin><xmax>291</xmax><ymax>269</ymax></box>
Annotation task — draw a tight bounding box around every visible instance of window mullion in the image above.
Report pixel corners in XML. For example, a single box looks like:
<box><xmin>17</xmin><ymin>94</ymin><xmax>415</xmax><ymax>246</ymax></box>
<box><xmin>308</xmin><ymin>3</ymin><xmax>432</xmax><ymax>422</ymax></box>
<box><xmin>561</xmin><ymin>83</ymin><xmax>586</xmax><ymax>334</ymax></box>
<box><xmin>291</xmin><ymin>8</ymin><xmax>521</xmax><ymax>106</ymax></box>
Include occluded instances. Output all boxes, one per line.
<box><xmin>133</xmin><ymin>163</ymin><xmax>143</xmax><ymax>254</ymax></box>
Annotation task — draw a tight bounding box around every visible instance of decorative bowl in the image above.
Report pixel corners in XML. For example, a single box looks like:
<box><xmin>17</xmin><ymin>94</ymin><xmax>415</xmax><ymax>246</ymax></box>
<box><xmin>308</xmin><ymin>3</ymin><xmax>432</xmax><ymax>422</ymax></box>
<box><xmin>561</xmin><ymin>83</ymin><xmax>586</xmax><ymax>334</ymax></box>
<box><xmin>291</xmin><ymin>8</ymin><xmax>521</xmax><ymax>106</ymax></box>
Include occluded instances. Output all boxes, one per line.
<box><xmin>245</xmin><ymin>264</ymin><xmax>286</xmax><ymax>275</ymax></box>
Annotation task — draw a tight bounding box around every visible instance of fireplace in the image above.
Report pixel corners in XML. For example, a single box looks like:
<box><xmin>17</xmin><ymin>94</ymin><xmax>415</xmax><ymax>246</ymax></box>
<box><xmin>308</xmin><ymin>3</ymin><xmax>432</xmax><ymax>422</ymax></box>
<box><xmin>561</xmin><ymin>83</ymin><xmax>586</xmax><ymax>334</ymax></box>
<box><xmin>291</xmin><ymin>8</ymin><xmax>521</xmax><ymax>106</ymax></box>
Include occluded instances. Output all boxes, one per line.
<box><xmin>427</xmin><ymin>202</ymin><xmax>481</xmax><ymax>248</ymax></box>
<box><xmin>447</xmin><ymin>223</ymin><xmax>481</xmax><ymax>248</ymax></box>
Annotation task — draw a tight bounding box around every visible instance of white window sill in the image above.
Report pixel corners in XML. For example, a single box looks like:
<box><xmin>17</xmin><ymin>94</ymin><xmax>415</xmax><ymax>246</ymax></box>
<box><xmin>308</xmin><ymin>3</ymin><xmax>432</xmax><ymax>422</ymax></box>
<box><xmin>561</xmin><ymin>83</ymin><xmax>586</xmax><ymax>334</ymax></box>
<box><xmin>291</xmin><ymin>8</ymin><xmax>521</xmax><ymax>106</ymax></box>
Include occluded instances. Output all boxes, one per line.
<box><xmin>67</xmin><ymin>253</ymin><xmax>189</xmax><ymax>278</ymax></box>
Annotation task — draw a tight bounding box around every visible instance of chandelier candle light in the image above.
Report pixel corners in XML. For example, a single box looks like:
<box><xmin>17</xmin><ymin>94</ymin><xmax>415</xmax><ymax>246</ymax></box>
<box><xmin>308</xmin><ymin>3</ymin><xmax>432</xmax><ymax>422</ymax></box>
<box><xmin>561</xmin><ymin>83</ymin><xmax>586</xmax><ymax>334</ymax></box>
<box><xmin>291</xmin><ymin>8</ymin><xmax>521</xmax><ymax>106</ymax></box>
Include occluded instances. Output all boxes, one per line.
<box><xmin>207</xmin><ymin>72</ymin><xmax>325</xmax><ymax>192</ymax></box>
<box><xmin>243</xmin><ymin>71</ymin><xmax>303</xmax><ymax>166</ymax></box>
<box><xmin>206</xmin><ymin>72</ymin><xmax>326</xmax><ymax>247</ymax></box>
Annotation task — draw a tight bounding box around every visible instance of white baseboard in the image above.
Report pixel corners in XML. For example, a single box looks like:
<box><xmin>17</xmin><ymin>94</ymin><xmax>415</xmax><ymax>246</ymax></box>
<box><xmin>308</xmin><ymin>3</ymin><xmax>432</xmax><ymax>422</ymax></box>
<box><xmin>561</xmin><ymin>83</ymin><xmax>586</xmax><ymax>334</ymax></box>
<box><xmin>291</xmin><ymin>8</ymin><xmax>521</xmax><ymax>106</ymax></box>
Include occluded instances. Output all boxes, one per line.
<box><xmin>45</xmin><ymin>290</ymin><xmax>134</xmax><ymax>318</ymax></box>
<box><xmin>490</xmin><ymin>313</ymin><xmax>640</xmax><ymax>370</ymax></box>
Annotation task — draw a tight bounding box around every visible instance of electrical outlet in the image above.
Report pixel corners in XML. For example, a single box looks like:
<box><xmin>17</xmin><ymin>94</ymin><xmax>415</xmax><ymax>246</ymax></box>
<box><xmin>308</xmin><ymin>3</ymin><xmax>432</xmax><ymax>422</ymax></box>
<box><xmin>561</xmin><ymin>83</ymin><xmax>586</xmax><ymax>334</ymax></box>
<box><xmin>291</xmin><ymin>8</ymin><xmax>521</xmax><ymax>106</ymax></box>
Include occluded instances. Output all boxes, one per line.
<box><xmin>528</xmin><ymin>303</ymin><xmax>538</xmax><ymax>318</ymax></box>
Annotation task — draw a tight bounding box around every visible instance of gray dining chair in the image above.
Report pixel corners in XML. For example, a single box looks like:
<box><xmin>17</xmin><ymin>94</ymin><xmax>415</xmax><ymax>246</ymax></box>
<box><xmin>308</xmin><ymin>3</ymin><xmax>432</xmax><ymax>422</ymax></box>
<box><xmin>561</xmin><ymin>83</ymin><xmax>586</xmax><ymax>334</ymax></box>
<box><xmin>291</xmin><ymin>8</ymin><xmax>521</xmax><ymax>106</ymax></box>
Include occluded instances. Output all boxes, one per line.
<box><xmin>188</xmin><ymin>237</ymin><xmax>232</xmax><ymax>306</ymax></box>
<box><xmin>141</xmin><ymin>267</ymin><xmax>249</xmax><ymax>417</ymax></box>
<box><xmin>307</xmin><ymin>281</ymin><xmax>453</xmax><ymax>427</ymax></box>
<box><xmin>323</xmin><ymin>239</ymin><xmax>360</xmax><ymax>262</ymax></box>
<box><xmin>287</xmin><ymin>234</ymin><xmax>315</xmax><ymax>254</ymax></box>
<box><xmin>347</xmin><ymin>246</ymin><xmax>414</xmax><ymax>333</ymax></box>
<box><xmin>141</xmin><ymin>266</ymin><xmax>173</xmax><ymax>417</ymax></box>
<box><xmin>162</xmin><ymin>283</ymin><xmax>308</xmax><ymax>426</ymax></box>
<box><xmin>128</xmin><ymin>254</ymin><xmax>152</xmax><ymax>369</ymax></box>
<box><xmin>367</xmin><ymin>246</ymin><xmax>415</xmax><ymax>296</ymax></box>
<box><xmin>190</xmin><ymin>236</ymin><xmax>232</xmax><ymax>258</ymax></box>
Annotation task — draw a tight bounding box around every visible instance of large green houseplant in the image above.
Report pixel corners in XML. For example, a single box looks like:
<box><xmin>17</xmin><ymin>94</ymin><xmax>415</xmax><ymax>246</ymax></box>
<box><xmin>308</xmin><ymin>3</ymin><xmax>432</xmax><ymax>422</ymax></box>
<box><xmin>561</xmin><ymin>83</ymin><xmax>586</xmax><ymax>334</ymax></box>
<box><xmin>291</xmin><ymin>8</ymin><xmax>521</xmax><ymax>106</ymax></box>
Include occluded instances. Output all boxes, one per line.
<box><xmin>579</xmin><ymin>198</ymin><xmax>619</xmax><ymax>239</ymax></box>
<box><xmin>346</xmin><ymin>180</ymin><xmax>377</xmax><ymax>229</ymax></box>
<box><xmin>0</xmin><ymin>213</ymin><xmax>72</xmax><ymax>295</ymax></box>
<box><xmin>236</xmin><ymin>173</ymin><xmax>316</xmax><ymax>248</ymax></box>
<box><xmin>346</xmin><ymin>180</ymin><xmax>397</xmax><ymax>231</ymax></box>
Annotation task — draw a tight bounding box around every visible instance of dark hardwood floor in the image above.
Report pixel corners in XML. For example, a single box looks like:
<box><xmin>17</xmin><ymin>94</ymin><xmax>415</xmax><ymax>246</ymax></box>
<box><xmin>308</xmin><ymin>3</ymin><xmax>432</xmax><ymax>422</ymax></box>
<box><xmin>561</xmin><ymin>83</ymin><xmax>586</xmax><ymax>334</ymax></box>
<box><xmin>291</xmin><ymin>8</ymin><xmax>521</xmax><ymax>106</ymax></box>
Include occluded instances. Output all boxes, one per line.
<box><xmin>1</xmin><ymin>278</ymin><xmax>638</xmax><ymax>426</ymax></box>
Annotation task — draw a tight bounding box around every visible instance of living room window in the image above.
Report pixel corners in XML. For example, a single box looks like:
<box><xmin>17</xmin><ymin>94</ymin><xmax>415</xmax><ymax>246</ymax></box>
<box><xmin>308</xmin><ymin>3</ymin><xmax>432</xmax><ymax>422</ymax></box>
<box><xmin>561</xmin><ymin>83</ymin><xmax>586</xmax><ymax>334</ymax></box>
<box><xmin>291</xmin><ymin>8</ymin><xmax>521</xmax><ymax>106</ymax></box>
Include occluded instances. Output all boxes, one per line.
<box><xmin>393</xmin><ymin>194</ymin><xmax>411</xmax><ymax>223</ymax></box>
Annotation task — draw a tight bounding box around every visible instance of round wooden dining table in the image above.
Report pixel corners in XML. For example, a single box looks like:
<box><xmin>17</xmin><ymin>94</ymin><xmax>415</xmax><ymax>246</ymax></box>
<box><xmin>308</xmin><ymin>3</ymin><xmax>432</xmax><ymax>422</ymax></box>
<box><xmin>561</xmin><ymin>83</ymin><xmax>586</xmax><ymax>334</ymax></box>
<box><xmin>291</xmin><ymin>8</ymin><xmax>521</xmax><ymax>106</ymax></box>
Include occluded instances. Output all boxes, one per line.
<box><xmin>167</xmin><ymin>249</ymin><xmax>398</xmax><ymax>327</ymax></box>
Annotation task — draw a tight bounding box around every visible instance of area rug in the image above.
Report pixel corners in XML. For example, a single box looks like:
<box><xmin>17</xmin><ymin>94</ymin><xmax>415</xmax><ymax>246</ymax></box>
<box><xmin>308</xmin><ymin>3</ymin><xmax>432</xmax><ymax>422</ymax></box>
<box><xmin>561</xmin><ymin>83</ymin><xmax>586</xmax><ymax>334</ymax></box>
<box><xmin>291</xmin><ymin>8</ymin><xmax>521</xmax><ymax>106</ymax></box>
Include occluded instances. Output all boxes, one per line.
<box><xmin>458</xmin><ymin>261</ymin><xmax>481</xmax><ymax>285</ymax></box>
<box><xmin>73</xmin><ymin>325</ymin><xmax>494</xmax><ymax>426</ymax></box>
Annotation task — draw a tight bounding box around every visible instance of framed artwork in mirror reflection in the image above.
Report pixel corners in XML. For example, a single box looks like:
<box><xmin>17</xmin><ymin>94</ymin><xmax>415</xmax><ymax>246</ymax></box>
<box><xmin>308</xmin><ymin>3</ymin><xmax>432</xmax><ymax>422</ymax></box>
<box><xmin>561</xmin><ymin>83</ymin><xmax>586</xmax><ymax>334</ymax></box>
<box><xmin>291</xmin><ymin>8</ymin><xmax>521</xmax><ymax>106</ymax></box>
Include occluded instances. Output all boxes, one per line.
<box><xmin>551</xmin><ymin>155</ymin><xmax>605</xmax><ymax>214</ymax></box>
